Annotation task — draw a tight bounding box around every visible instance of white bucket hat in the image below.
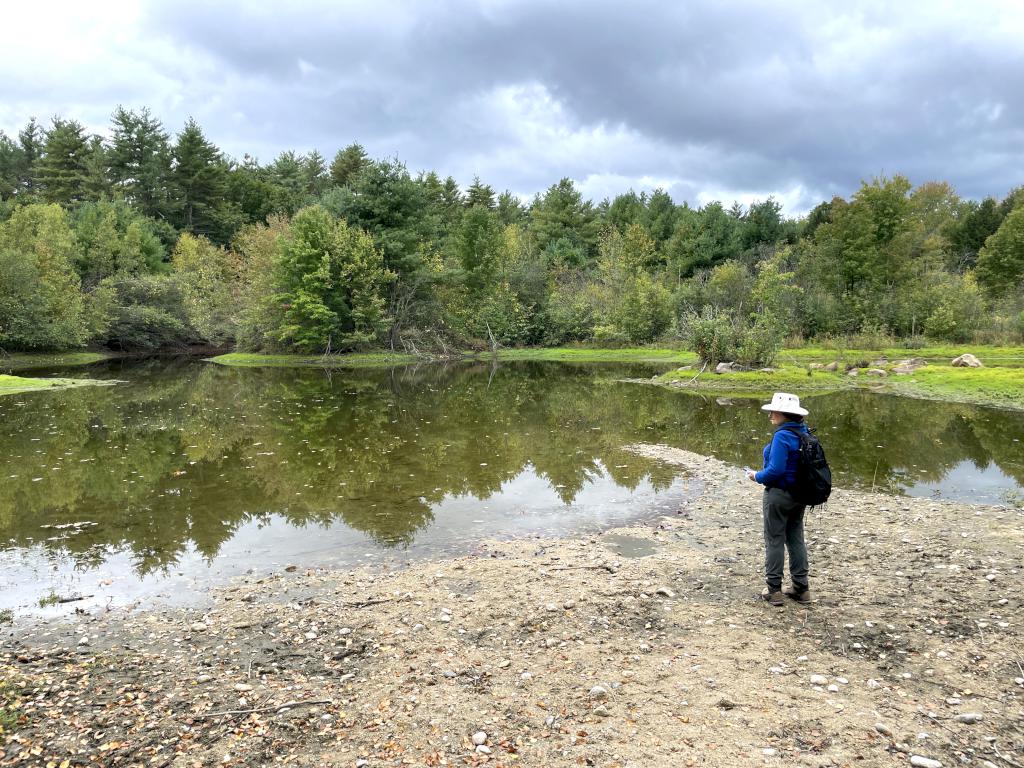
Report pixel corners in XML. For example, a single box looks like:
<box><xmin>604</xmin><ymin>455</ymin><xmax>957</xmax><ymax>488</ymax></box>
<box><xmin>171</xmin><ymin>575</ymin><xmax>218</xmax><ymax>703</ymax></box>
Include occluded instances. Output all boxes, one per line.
<box><xmin>761</xmin><ymin>392</ymin><xmax>809</xmax><ymax>416</ymax></box>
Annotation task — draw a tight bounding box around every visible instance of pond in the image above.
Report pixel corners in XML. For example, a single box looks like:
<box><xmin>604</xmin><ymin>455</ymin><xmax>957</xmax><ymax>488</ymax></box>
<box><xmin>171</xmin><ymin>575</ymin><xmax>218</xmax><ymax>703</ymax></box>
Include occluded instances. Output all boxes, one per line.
<box><xmin>2</xmin><ymin>359</ymin><xmax>1023</xmax><ymax>616</ymax></box>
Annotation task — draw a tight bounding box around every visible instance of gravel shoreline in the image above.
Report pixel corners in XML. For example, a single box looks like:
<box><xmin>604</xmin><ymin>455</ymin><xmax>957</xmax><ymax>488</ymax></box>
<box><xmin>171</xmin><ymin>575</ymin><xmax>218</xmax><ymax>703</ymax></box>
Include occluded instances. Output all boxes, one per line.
<box><xmin>2</xmin><ymin>445</ymin><xmax>1022</xmax><ymax>767</ymax></box>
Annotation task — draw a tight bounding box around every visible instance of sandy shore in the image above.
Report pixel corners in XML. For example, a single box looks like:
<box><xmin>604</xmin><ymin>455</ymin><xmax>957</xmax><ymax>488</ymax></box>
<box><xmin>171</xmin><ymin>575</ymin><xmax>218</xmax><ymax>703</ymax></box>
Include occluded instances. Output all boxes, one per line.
<box><xmin>2</xmin><ymin>445</ymin><xmax>1022</xmax><ymax>768</ymax></box>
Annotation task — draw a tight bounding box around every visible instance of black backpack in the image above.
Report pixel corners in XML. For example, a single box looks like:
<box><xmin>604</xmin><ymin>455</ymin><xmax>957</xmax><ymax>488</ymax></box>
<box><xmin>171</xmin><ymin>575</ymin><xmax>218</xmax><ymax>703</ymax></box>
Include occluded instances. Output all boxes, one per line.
<box><xmin>783</xmin><ymin>425</ymin><xmax>832</xmax><ymax>506</ymax></box>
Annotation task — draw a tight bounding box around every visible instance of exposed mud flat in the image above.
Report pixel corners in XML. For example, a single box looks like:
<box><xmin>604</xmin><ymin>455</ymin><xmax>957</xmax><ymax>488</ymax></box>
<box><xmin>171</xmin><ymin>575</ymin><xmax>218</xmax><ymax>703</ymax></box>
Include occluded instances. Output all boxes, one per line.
<box><xmin>2</xmin><ymin>445</ymin><xmax>1022</xmax><ymax>767</ymax></box>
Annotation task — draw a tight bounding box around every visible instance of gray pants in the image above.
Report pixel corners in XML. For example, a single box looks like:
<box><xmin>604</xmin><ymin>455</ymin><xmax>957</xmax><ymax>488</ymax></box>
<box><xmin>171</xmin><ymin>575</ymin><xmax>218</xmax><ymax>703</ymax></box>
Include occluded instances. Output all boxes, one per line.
<box><xmin>762</xmin><ymin>487</ymin><xmax>809</xmax><ymax>591</ymax></box>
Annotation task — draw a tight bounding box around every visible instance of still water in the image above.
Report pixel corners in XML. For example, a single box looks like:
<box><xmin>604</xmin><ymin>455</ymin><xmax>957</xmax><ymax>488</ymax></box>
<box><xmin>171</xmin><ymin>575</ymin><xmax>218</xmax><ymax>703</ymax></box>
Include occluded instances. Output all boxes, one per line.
<box><xmin>2</xmin><ymin>360</ymin><xmax>1022</xmax><ymax>614</ymax></box>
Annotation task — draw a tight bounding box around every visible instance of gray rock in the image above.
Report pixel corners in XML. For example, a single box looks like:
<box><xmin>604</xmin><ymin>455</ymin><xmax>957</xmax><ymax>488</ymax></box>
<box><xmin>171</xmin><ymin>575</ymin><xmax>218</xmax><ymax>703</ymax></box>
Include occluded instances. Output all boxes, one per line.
<box><xmin>190</xmin><ymin>621</ymin><xmax>208</xmax><ymax>632</ymax></box>
<box><xmin>592</xmin><ymin>705</ymin><xmax>610</xmax><ymax>718</ymax></box>
<box><xmin>472</xmin><ymin>731</ymin><xmax>487</xmax><ymax>745</ymax></box>
<box><xmin>909</xmin><ymin>756</ymin><xmax>942</xmax><ymax>768</ymax></box>
<box><xmin>954</xmin><ymin>712</ymin><xmax>982</xmax><ymax>724</ymax></box>
<box><xmin>951</xmin><ymin>353</ymin><xmax>982</xmax><ymax>368</ymax></box>
<box><xmin>809</xmin><ymin>674</ymin><xmax>828</xmax><ymax>685</ymax></box>
<box><xmin>589</xmin><ymin>685</ymin><xmax>609</xmax><ymax>700</ymax></box>
<box><xmin>847</xmin><ymin>368</ymin><xmax>860</xmax><ymax>377</ymax></box>
<box><xmin>874</xmin><ymin>723</ymin><xmax>892</xmax><ymax>737</ymax></box>
<box><xmin>475</xmin><ymin>745</ymin><xmax>492</xmax><ymax>754</ymax></box>
<box><xmin>824</xmin><ymin>361</ymin><xmax>840</xmax><ymax>372</ymax></box>
<box><xmin>866</xmin><ymin>368</ymin><xmax>888</xmax><ymax>377</ymax></box>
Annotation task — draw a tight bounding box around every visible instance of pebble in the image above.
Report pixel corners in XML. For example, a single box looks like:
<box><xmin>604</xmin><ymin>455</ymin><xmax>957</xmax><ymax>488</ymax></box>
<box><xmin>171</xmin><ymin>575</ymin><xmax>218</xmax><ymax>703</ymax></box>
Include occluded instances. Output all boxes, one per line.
<box><xmin>655</xmin><ymin>587</ymin><xmax>675</xmax><ymax>598</ymax></box>
<box><xmin>874</xmin><ymin>723</ymin><xmax>892</xmax><ymax>737</ymax></box>
<box><xmin>768</xmin><ymin>666</ymin><xmax>785</xmax><ymax>674</ymax></box>
<box><xmin>521</xmin><ymin>672</ymin><xmax>532</xmax><ymax>680</ymax></box>
<box><xmin>472</xmin><ymin>731</ymin><xmax>487</xmax><ymax>746</ymax></box>
<box><xmin>476</xmin><ymin>745</ymin><xmax>492</xmax><ymax>754</ymax></box>
<box><xmin>234</xmin><ymin>683</ymin><xmax>253</xmax><ymax>692</ymax></box>
<box><xmin>77</xmin><ymin>636</ymin><xmax>90</xmax><ymax>646</ymax></box>
<box><xmin>827</xmin><ymin>684</ymin><xmax>840</xmax><ymax>693</ymax></box>
<box><xmin>955</xmin><ymin>713</ymin><xmax>983</xmax><ymax>724</ymax></box>
<box><xmin>763</xmin><ymin>748</ymin><xmax>777</xmax><ymax>757</ymax></box>
<box><xmin>985</xmin><ymin>574</ymin><xmax>996</xmax><ymax>582</ymax></box>
<box><xmin>196</xmin><ymin>674</ymin><xmax>212</xmax><ymax>683</ymax></box>
<box><xmin>439</xmin><ymin>614</ymin><xmax>451</xmax><ymax>623</ymax></box>
<box><xmin>836</xmin><ymin>677</ymin><xmax>848</xmax><ymax>685</ymax></box>
<box><xmin>190</xmin><ymin>622</ymin><xmax>208</xmax><ymax>632</ymax></box>
<box><xmin>589</xmin><ymin>685</ymin><xmax>609</xmax><ymax>700</ymax></box>
<box><xmin>356</xmin><ymin>760</ymin><xmax>369</xmax><ymax>767</ymax></box>
<box><xmin>909</xmin><ymin>757</ymin><xmax>942</xmax><ymax>768</ymax></box>
<box><xmin>809</xmin><ymin>674</ymin><xmax>828</xmax><ymax>686</ymax></box>
<box><xmin>592</xmin><ymin>705</ymin><xmax>610</xmax><ymax>718</ymax></box>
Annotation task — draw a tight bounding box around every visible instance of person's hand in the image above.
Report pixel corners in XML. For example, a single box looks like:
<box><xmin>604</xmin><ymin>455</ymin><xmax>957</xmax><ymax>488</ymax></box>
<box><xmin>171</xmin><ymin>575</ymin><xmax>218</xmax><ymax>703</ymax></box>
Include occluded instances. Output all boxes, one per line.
<box><xmin>745</xmin><ymin>469</ymin><xmax>757</xmax><ymax>482</ymax></box>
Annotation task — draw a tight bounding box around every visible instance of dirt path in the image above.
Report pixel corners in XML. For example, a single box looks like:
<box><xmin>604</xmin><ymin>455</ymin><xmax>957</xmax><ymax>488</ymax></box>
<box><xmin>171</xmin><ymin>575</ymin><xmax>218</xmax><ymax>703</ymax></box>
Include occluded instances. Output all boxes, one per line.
<box><xmin>2</xmin><ymin>445</ymin><xmax>1022</xmax><ymax>767</ymax></box>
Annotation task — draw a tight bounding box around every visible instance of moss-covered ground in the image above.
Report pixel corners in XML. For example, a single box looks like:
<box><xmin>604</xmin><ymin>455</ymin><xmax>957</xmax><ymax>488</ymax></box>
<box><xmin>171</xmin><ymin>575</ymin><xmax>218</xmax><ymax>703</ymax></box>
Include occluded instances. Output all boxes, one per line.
<box><xmin>207</xmin><ymin>351</ymin><xmax>421</xmax><ymax>368</ymax></box>
<box><xmin>1</xmin><ymin>351</ymin><xmax>113</xmax><ymax>372</ymax></box>
<box><xmin>0</xmin><ymin>374</ymin><xmax>115</xmax><ymax>396</ymax></box>
<box><xmin>656</xmin><ymin>346</ymin><xmax>1024</xmax><ymax>410</ymax></box>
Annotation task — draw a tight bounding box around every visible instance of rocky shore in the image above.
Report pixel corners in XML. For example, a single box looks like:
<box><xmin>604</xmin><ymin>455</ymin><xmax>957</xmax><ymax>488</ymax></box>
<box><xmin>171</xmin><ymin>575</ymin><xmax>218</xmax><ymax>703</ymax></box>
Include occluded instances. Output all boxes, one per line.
<box><xmin>2</xmin><ymin>446</ymin><xmax>1022</xmax><ymax>767</ymax></box>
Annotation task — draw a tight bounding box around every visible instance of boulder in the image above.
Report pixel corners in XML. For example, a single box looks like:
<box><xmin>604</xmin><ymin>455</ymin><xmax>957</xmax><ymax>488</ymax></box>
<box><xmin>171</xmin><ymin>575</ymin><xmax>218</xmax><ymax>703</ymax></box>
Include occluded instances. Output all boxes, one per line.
<box><xmin>951</xmin><ymin>353</ymin><xmax>983</xmax><ymax>368</ymax></box>
<box><xmin>808</xmin><ymin>363</ymin><xmax>825</xmax><ymax>370</ymax></box>
<box><xmin>714</xmin><ymin>362</ymin><xmax>745</xmax><ymax>374</ymax></box>
<box><xmin>824</xmin><ymin>361</ymin><xmax>840</xmax><ymax>372</ymax></box>
<box><xmin>870</xmin><ymin>357</ymin><xmax>888</xmax><ymax>367</ymax></box>
<box><xmin>892</xmin><ymin>358</ymin><xmax>927</xmax><ymax>375</ymax></box>
<box><xmin>866</xmin><ymin>368</ymin><xmax>888</xmax><ymax>377</ymax></box>
<box><xmin>847</xmin><ymin>368</ymin><xmax>860</xmax><ymax>377</ymax></box>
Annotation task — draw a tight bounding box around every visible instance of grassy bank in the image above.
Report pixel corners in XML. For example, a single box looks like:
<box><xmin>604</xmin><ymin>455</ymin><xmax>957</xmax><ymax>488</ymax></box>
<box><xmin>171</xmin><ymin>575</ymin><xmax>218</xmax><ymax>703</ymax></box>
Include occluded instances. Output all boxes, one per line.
<box><xmin>655</xmin><ymin>348</ymin><xmax>1024</xmax><ymax>410</ymax></box>
<box><xmin>0</xmin><ymin>374</ymin><xmax>116</xmax><ymax>396</ymax></box>
<box><xmin>1</xmin><ymin>351</ymin><xmax>113</xmax><ymax>372</ymax></box>
<box><xmin>208</xmin><ymin>351</ymin><xmax>420</xmax><ymax>368</ymax></box>
<box><xmin>209</xmin><ymin>347</ymin><xmax>698</xmax><ymax>368</ymax></box>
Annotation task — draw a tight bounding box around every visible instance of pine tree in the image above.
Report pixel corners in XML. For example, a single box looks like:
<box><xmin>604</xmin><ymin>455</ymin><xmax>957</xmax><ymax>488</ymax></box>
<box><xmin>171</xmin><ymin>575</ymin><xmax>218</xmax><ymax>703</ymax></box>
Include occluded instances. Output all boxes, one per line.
<box><xmin>36</xmin><ymin>118</ymin><xmax>90</xmax><ymax>204</ymax></box>
<box><xmin>172</xmin><ymin>118</ymin><xmax>226</xmax><ymax>237</ymax></box>
<box><xmin>108</xmin><ymin>107</ymin><xmax>174</xmax><ymax>220</ymax></box>
<box><xmin>329</xmin><ymin>143</ymin><xmax>367</xmax><ymax>187</ymax></box>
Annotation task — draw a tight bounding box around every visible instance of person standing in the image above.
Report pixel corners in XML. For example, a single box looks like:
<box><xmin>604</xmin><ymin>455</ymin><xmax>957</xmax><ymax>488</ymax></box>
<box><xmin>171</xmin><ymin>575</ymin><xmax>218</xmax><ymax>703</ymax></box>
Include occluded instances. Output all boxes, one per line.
<box><xmin>745</xmin><ymin>392</ymin><xmax>812</xmax><ymax>606</ymax></box>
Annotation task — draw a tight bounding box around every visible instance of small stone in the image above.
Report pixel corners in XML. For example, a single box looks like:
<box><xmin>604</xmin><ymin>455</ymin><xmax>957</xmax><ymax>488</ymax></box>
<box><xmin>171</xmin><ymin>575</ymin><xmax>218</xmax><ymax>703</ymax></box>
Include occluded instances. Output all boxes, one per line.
<box><xmin>867</xmin><ymin>679</ymin><xmax>881</xmax><ymax>689</ymax></box>
<box><xmin>827</xmin><ymin>684</ymin><xmax>840</xmax><ymax>693</ymax></box>
<box><xmin>356</xmin><ymin>760</ymin><xmax>370</xmax><ymax>767</ymax></box>
<box><xmin>909</xmin><ymin>756</ymin><xmax>942</xmax><ymax>768</ymax></box>
<box><xmin>472</xmin><ymin>731</ymin><xmax>487</xmax><ymax>746</ymax></box>
<box><xmin>945</xmin><ymin>697</ymin><xmax>961</xmax><ymax>706</ymax></box>
<box><xmin>836</xmin><ymin>677</ymin><xmax>848</xmax><ymax>685</ymax></box>
<box><xmin>442</xmin><ymin>669</ymin><xmax>457</xmax><ymax>678</ymax></box>
<box><xmin>520</xmin><ymin>671</ymin><xmax>532</xmax><ymax>680</ymax></box>
<box><xmin>196</xmin><ymin>674</ymin><xmax>212</xmax><ymax>683</ymax></box>
<box><xmin>655</xmin><ymin>587</ymin><xmax>675</xmax><ymax>598</ymax></box>
<box><xmin>439</xmin><ymin>614</ymin><xmax>451</xmax><ymax>623</ymax></box>
<box><xmin>190</xmin><ymin>622</ymin><xmax>208</xmax><ymax>632</ymax></box>
<box><xmin>763</xmin><ymin>748</ymin><xmax>777</xmax><ymax>756</ymax></box>
<box><xmin>476</xmin><ymin>745</ymin><xmax>492</xmax><ymax>754</ymax></box>
<box><xmin>234</xmin><ymin>683</ymin><xmax>253</xmax><ymax>692</ymax></box>
<box><xmin>592</xmin><ymin>705</ymin><xmax>610</xmax><ymax>718</ymax></box>
<box><xmin>955</xmin><ymin>713</ymin><xmax>982</xmax><ymax>724</ymax></box>
<box><xmin>589</xmin><ymin>685</ymin><xmax>609</xmax><ymax>700</ymax></box>
<box><xmin>809</xmin><ymin>674</ymin><xmax>828</xmax><ymax>686</ymax></box>
<box><xmin>985</xmin><ymin>574</ymin><xmax>996</xmax><ymax>582</ymax></box>
<box><xmin>545</xmin><ymin>603</ymin><xmax>558</xmax><ymax>612</ymax></box>
<box><xmin>874</xmin><ymin>723</ymin><xmax>892</xmax><ymax>737</ymax></box>
<box><xmin>77</xmin><ymin>636</ymin><xmax>90</xmax><ymax>646</ymax></box>
<box><xmin>796</xmin><ymin>655</ymin><xmax>808</xmax><ymax>662</ymax></box>
<box><xmin>768</xmin><ymin>666</ymin><xmax>785</xmax><ymax>674</ymax></box>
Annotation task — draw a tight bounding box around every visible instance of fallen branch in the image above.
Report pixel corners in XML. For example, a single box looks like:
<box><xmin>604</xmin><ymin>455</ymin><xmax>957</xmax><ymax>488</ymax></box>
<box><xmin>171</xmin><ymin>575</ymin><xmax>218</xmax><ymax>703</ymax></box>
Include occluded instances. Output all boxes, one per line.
<box><xmin>194</xmin><ymin>699</ymin><xmax>332</xmax><ymax>720</ymax></box>
<box><xmin>57</xmin><ymin>594</ymin><xmax>94</xmax><ymax>604</ymax></box>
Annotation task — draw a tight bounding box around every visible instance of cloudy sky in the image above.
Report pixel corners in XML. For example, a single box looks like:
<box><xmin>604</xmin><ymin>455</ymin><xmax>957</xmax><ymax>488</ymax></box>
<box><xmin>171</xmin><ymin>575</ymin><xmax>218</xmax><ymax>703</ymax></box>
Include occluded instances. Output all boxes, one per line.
<box><xmin>2</xmin><ymin>0</ymin><xmax>1022</xmax><ymax>214</ymax></box>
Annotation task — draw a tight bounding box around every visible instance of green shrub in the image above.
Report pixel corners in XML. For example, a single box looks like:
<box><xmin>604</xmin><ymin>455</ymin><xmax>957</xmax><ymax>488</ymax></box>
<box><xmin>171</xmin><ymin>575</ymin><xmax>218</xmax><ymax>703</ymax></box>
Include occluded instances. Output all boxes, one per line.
<box><xmin>680</xmin><ymin>307</ymin><xmax>736</xmax><ymax>365</ymax></box>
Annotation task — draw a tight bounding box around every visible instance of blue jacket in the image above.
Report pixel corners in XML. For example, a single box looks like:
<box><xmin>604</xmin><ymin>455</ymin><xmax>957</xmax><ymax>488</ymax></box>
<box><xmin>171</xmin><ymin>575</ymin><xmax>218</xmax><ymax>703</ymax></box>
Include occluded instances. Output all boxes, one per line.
<box><xmin>755</xmin><ymin>422</ymin><xmax>808</xmax><ymax>490</ymax></box>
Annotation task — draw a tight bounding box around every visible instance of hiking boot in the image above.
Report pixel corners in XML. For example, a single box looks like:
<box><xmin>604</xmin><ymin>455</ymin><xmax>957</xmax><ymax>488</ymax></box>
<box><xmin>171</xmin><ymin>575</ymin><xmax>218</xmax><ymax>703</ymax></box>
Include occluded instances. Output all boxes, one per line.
<box><xmin>761</xmin><ymin>587</ymin><xmax>784</xmax><ymax>606</ymax></box>
<box><xmin>783</xmin><ymin>585</ymin><xmax>811</xmax><ymax>603</ymax></box>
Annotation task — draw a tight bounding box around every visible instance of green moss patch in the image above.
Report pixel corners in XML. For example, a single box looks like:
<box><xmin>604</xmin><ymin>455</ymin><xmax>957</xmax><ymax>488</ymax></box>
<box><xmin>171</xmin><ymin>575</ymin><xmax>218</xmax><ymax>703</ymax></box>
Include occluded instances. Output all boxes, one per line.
<box><xmin>208</xmin><ymin>351</ymin><xmax>420</xmax><ymax>368</ymax></box>
<box><xmin>2</xmin><ymin>352</ymin><xmax>113</xmax><ymax>372</ymax></box>
<box><xmin>0</xmin><ymin>374</ymin><xmax>116</xmax><ymax>396</ymax></box>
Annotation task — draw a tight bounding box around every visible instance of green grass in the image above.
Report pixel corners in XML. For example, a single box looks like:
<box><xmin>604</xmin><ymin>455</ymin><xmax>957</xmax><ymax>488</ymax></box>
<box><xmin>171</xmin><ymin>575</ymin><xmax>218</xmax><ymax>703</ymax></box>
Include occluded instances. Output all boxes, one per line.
<box><xmin>37</xmin><ymin>591</ymin><xmax>60</xmax><ymax>608</ymax></box>
<box><xmin>0</xmin><ymin>609</ymin><xmax>11</xmax><ymax>625</ymax></box>
<box><xmin>210</xmin><ymin>347</ymin><xmax>699</xmax><ymax>368</ymax></box>
<box><xmin>655</xmin><ymin>355</ymin><xmax>1024</xmax><ymax>410</ymax></box>
<box><xmin>208</xmin><ymin>351</ymin><xmax>420</xmax><ymax>368</ymax></box>
<box><xmin>488</xmin><ymin>346</ymin><xmax>697</xmax><ymax>363</ymax></box>
<box><xmin>776</xmin><ymin>344</ymin><xmax>1024</xmax><ymax>366</ymax></box>
<box><xmin>1</xmin><ymin>351</ymin><xmax>113</xmax><ymax>372</ymax></box>
<box><xmin>0</xmin><ymin>374</ymin><xmax>117</xmax><ymax>397</ymax></box>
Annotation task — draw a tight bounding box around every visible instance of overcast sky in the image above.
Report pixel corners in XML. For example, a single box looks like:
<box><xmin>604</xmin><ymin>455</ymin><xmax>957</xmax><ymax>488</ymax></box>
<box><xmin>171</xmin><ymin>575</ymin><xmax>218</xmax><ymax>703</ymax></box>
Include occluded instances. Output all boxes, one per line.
<box><xmin>2</xmin><ymin>0</ymin><xmax>1022</xmax><ymax>214</ymax></box>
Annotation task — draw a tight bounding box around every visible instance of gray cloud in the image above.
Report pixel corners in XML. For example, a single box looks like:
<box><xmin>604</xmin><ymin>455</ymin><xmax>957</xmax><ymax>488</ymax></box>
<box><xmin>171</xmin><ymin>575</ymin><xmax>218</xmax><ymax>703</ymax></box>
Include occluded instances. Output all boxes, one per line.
<box><xmin>2</xmin><ymin>0</ymin><xmax>1022</xmax><ymax>214</ymax></box>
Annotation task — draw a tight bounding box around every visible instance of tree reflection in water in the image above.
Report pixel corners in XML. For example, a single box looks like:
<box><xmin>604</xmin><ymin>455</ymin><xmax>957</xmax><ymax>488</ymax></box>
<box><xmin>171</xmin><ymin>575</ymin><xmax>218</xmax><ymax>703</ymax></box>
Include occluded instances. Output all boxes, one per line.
<box><xmin>1</xmin><ymin>360</ymin><xmax>1022</xmax><ymax>577</ymax></box>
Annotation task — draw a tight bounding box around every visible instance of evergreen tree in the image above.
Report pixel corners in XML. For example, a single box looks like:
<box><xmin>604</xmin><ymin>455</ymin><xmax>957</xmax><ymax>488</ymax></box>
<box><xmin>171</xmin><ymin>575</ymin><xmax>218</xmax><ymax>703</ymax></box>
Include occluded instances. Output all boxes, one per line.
<box><xmin>465</xmin><ymin>176</ymin><xmax>496</xmax><ymax>209</ymax></box>
<box><xmin>0</xmin><ymin>132</ymin><xmax>20</xmax><ymax>200</ymax></box>
<box><xmin>36</xmin><ymin>118</ymin><xmax>91</xmax><ymax>205</ymax></box>
<box><xmin>976</xmin><ymin>205</ymin><xmax>1024</xmax><ymax>296</ymax></box>
<box><xmin>17</xmin><ymin>118</ymin><xmax>44</xmax><ymax>196</ymax></box>
<box><xmin>108</xmin><ymin>107</ymin><xmax>174</xmax><ymax>220</ymax></box>
<box><xmin>496</xmin><ymin>191</ymin><xmax>525</xmax><ymax>227</ymax></box>
<box><xmin>304</xmin><ymin>150</ymin><xmax>329</xmax><ymax>196</ymax></box>
<box><xmin>172</xmin><ymin>118</ymin><xmax>227</xmax><ymax>237</ymax></box>
<box><xmin>530</xmin><ymin>178</ymin><xmax>600</xmax><ymax>261</ymax></box>
<box><xmin>329</xmin><ymin>143</ymin><xmax>368</xmax><ymax>187</ymax></box>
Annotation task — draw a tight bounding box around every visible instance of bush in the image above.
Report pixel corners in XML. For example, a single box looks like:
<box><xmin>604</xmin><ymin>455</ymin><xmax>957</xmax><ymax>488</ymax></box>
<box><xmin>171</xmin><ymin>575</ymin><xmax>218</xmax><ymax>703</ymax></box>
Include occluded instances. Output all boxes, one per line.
<box><xmin>735</xmin><ymin>315</ymin><xmax>785</xmax><ymax>367</ymax></box>
<box><xmin>680</xmin><ymin>307</ymin><xmax>736</xmax><ymax>365</ymax></box>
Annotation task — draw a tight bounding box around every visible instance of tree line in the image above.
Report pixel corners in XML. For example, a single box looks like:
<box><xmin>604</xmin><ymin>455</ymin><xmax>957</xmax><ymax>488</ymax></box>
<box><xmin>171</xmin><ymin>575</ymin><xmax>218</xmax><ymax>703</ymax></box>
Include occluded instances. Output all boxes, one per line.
<box><xmin>2</xmin><ymin>108</ymin><xmax>1023</xmax><ymax>359</ymax></box>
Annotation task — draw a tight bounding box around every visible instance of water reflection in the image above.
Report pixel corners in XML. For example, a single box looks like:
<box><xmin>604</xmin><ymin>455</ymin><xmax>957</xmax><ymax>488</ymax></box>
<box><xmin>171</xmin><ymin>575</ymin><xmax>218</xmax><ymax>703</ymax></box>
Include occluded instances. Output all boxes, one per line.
<box><xmin>1</xmin><ymin>360</ymin><xmax>1023</xmax><ymax>608</ymax></box>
